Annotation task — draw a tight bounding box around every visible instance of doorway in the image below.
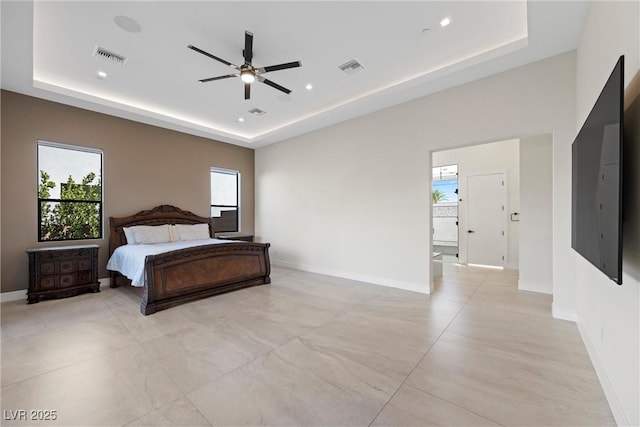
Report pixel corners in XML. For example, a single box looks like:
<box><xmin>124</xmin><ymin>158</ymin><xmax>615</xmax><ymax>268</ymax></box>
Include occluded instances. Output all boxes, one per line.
<box><xmin>432</xmin><ymin>138</ymin><xmax>520</xmax><ymax>279</ymax></box>
<box><xmin>432</xmin><ymin>164</ymin><xmax>459</xmax><ymax>262</ymax></box>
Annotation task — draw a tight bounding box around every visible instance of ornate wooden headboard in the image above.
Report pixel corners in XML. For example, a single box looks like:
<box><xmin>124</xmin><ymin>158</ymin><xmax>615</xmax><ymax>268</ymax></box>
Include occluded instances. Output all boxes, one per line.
<box><xmin>109</xmin><ymin>205</ymin><xmax>212</xmax><ymax>256</ymax></box>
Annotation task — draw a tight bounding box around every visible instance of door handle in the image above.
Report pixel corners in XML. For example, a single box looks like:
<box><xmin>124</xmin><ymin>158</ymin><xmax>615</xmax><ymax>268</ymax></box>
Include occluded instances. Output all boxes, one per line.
<box><xmin>467</xmin><ymin>230</ymin><xmax>475</xmax><ymax>233</ymax></box>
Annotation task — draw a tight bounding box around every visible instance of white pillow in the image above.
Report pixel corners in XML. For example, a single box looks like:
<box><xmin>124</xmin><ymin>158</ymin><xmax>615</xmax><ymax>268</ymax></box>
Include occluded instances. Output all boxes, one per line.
<box><xmin>123</xmin><ymin>227</ymin><xmax>137</xmax><ymax>244</ymax></box>
<box><xmin>125</xmin><ymin>225</ymin><xmax>173</xmax><ymax>244</ymax></box>
<box><xmin>168</xmin><ymin>224</ymin><xmax>179</xmax><ymax>242</ymax></box>
<box><xmin>174</xmin><ymin>223</ymin><xmax>210</xmax><ymax>241</ymax></box>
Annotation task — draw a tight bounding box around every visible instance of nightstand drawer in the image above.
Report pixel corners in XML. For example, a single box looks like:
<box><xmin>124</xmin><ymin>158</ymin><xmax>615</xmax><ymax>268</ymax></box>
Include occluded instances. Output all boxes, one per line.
<box><xmin>78</xmin><ymin>257</ymin><xmax>91</xmax><ymax>271</ymax></box>
<box><xmin>59</xmin><ymin>274</ymin><xmax>76</xmax><ymax>287</ymax></box>
<box><xmin>60</xmin><ymin>260</ymin><xmax>76</xmax><ymax>273</ymax></box>
<box><xmin>40</xmin><ymin>262</ymin><xmax>55</xmax><ymax>275</ymax></box>
<box><xmin>39</xmin><ymin>276</ymin><xmax>57</xmax><ymax>290</ymax></box>
<box><xmin>77</xmin><ymin>271</ymin><xmax>92</xmax><ymax>284</ymax></box>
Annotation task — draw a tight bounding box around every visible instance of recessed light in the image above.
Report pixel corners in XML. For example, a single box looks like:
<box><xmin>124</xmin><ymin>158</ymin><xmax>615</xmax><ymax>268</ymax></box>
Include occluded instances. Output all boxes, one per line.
<box><xmin>305</xmin><ymin>83</ymin><xmax>313</xmax><ymax>90</ymax></box>
<box><xmin>237</xmin><ymin>117</ymin><xmax>245</xmax><ymax>123</ymax></box>
<box><xmin>440</xmin><ymin>17</ymin><xmax>451</xmax><ymax>27</ymax></box>
<box><xmin>114</xmin><ymin>15</ymin><xmax>141</xmax><ymax>33</ymax></box>
<box><xmin>97</xmin><ymin>71</ymin><xmax>108</xmax><ymax>79</ymax></box>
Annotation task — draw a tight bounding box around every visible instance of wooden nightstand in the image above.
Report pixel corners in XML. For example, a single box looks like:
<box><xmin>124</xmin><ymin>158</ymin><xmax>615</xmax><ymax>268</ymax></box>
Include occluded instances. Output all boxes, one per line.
<box><xmin>215</xmin><ymin>232</ymin><xmax>254</xmax><ymax>242</ymax></box>
<box><xmin>26</xmin><ymin>245</ymin><xmax>100</xmax><ymax>304</ymax></box>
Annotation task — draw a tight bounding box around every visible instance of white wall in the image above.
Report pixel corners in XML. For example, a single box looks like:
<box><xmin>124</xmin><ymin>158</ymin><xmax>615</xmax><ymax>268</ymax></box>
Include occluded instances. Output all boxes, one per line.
<box><xmin>256</xmin><ymin>52</ymin><xmax>576</xmax><ymax>302</ymax></box>
<box><xmin>519</xmin><ymin>134</ymin><xmax>553</xmax><ymax>294</ymax></box>
<box><xmin>433</xmin><ymin>139</ymin><xmax>520</xmax><ymax>269</ymax></box>
<box><xmin>575</xmin><ymin>1</ymin><xmax>640</xmax><ymax>425</ymax></box>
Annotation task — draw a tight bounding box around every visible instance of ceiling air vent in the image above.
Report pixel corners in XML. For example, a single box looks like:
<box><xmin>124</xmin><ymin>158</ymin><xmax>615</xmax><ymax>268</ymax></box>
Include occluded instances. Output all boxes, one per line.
<box><xmin>248</xmin><ymin>108</ymin><xmax>266</xmax><ymax>116</ymax></box>
<box><xmin>338</xmin><ymin>59</ymin><xmax>364</xmax><ymax>75</ymax></box>
<box><xmin>93</xmin><ymin>46</ymin><xmax>127</xmax><ymax>66</ymax></box>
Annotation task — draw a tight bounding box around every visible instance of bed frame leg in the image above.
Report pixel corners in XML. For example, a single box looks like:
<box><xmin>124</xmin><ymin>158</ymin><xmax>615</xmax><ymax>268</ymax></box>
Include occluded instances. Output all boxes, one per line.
<box><xmin>109</xmin><ymin>272</ymin><xmax>120</xmax><ymax>288</ymax></box>
<box><xmin>140</xmin><ymin>303</ymin><xmax>156</xmax><ymax>316</ymax></box>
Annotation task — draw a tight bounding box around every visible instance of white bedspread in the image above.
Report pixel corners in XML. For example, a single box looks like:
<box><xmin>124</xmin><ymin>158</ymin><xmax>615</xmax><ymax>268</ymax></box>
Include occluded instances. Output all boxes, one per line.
<box><xmin>106</xmin><ymin>239</ymin><xmax>228</xmax><ymax>286</ymax></box>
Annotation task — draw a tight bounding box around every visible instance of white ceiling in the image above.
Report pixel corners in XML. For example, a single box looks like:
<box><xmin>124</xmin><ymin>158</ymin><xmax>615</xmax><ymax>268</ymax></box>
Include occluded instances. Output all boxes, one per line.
<box><xmin>1</xmin><ymin>1</ymin><xmax>587</xmax><ymax>148</ymax></box>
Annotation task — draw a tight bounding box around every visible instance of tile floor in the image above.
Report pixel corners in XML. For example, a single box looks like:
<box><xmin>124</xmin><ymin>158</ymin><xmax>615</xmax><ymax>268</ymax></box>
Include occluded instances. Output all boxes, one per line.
<box><xmin>0</xmin><ymin>264</ymin><xmax>615</xmax><ymax>426</ymax></box>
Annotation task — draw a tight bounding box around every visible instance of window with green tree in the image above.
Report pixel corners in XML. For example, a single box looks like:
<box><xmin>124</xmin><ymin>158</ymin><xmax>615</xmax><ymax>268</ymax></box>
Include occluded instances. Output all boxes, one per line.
<box><xmin>38</xmin><ymin>141</ymin><xmax>103</xmax><ymax>241</ymax></box>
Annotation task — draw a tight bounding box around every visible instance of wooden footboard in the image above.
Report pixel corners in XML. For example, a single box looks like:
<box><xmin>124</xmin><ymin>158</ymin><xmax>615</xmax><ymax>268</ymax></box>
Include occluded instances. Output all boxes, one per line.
<box><xmin>142</xmin><ymin>242</ymin><xmax>270</xmax><ymax>315</ymax></box>
<box><xmin>108</xmin><ymin>205</ymin><xmax>271</xmax><ymax>315</ymax></box>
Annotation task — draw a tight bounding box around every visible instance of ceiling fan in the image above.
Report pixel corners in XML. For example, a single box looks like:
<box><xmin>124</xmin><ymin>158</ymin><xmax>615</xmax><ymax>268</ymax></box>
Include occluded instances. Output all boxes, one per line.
<box><xmin>188</xmin><ymin>31</ymin><xmax>302</xmax><ymax>100</ymax></box>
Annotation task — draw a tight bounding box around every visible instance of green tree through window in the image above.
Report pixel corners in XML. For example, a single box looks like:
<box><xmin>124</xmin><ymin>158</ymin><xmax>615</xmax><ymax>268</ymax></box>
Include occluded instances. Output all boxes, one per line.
<box><xmin>432</xmin><ymin>189</ymin><xmax>449</xmax><ymax>204</ymax></box>
<box><xmin>37</xmin><ymin>142</ymin><xmax>103</xmax><ymax>241</ymax></box>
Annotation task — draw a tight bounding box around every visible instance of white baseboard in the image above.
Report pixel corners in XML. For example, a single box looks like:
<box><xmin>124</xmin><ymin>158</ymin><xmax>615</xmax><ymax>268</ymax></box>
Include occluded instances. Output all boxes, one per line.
<box><xmin>518</xmin><ymin>279</ymin><xmax>552</xmax><ymax>294</ymax></box>
<box><xmin>271</xmin><ymin>258</ymin><xmax>429</xmax><ymax>294</ymax></box>
<box><xmin>551</xmin><ymin>303</ymin><xmax>578</xmax><ymax>322</ymax></box>
<box><xmin>1</xmin><ymin>277</ymin><xmax>111</xmax><ymax>304</ymax></box>
<box><xmin>577</xmin><ymin>320</ymin><xmax>630</xmax><ymax>426</ymax></box>
<box><xmin>0</xmin><ymin>289</ymin><xmax>27</xmax><ymax>303</ymax></box>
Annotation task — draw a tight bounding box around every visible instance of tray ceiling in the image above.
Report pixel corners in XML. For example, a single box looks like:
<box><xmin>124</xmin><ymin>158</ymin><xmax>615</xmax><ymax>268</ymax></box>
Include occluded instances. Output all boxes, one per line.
<box><xmin>1</xmin><ymin>1</ymin><xmax>587</xmax><ymax>148</ymax></box>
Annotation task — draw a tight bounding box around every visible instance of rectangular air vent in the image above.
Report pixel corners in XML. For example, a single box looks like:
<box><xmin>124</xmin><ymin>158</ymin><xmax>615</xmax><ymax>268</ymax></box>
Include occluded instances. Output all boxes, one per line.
<box><xmin>248</xmin><ymin>108</ymin><xmax>266</xmax><ymax>116</ymax></box>
<box><xmin>338</xmin><ymin>59</ymin><xmax>364</xmax><ymax>75</ymax></box>
<box><xmin>93</xmin><ymin>46</ymin><xmax>127</xmax><ymax>66</ymax></box>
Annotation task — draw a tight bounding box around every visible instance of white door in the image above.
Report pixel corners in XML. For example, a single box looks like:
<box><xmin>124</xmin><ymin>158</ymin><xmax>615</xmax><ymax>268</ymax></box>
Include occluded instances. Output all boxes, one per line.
<box><xmin>466</xmin><ymin>173</ymin><xmax>506</xmax><ymax>267</ymax></box>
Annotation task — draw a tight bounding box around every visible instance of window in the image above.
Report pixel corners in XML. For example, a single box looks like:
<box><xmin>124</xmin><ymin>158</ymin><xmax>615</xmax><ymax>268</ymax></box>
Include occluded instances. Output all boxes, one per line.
<box><xmin>210</xmin><ymin>168</ymin><xmax>239</xmax><ymax>232</ymax></box>
<box><xmin>432</xmin><ymin>164</ymin><xmax>459</xmax><ymax>204</ymax></box>
<box><xmin>37</xmin><ymin>141</ymin><xmax>103</xmax><ymax>241</ymax></box>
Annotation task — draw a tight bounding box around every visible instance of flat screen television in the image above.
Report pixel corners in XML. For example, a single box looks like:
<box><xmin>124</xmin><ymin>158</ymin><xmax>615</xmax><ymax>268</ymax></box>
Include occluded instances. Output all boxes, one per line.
<box><xmin>571</xmin><ymin>55</ymin><xmax>624</xmax><ymax>285</ymax></box>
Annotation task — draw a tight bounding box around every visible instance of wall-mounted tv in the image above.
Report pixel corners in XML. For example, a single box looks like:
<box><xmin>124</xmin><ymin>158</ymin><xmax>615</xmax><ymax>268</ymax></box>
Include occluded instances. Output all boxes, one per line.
<box><xmin>571</xmin><ymin>55</ymin><xmax>624</xmax><ymax>285</ymax></box>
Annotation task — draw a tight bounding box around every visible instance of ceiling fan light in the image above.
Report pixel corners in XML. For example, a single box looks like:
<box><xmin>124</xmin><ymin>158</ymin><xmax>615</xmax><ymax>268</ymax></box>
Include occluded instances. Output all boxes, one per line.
<box><xmin>241</xmin><ymin>70</ymin><xmax>255</xmax><ymax>83</ymax></box>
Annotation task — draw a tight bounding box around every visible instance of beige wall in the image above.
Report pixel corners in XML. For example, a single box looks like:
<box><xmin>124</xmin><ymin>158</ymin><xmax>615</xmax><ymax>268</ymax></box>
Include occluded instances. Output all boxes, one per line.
<box><xmin>1</xmin><ymin>90</ymin><xmax>255</xmax><ymax>293</ymax></box>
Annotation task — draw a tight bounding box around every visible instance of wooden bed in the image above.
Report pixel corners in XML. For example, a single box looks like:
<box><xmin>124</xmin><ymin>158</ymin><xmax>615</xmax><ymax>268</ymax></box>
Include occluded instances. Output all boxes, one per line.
<box><xmin>108</xmin><ymin>205</ymin><xmax>270</xmax><ymax>315</ymax></box>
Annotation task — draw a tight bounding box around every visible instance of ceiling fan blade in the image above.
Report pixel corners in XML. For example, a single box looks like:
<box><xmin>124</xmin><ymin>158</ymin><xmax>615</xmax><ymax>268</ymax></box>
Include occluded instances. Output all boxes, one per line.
<box><xmin>199</xmin><ymin>74</ymin><xmax>237</xmax><ymax>83</ymax></box>
<box><xmin>188</xmin><ymin>45</ymin><xmax>234</xmax><ymax>67</ymax></box>
<box><xmin>243</xmin><ymin>31</ymin><xmax>253</xmax><ymax>65</ymax></box>
<box><xmin>259</xmin><ymin>61</ymin><xmax>302</xmax><ymax>73</ymax></box>
<box><xmin>244</xmin><ymin>83</ymin><xmax>251</xmax><ymax>100</ymax></box>
<box><xmin>258</xmin><ymin>76</ymin><xmax>291</xmax><ymax>94</ymax></box>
